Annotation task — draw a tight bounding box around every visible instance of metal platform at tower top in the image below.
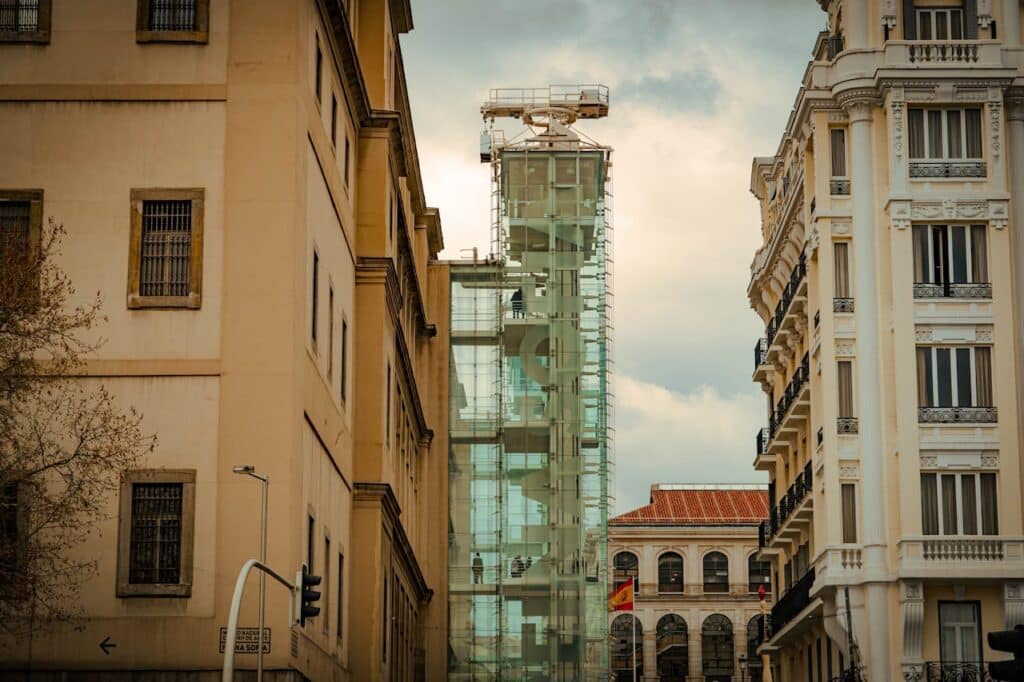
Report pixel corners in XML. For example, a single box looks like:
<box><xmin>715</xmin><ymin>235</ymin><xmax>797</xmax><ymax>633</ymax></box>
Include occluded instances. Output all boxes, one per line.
<box><xmin>481</xmin><ymin>84</ymin><xmax>609</xmax><ymax>124</ymax></box>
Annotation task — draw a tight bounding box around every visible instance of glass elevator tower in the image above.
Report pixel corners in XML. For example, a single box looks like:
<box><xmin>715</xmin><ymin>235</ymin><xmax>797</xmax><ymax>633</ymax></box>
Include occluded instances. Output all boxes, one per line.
<box><xmin>448</xmin><ymin>86</ymin><xmax>614</xmax><ymax>681</ymax></box>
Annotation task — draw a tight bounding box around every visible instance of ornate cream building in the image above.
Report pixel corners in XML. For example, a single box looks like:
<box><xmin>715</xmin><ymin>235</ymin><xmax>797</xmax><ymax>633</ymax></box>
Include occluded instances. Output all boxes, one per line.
<box><xmin>0</xmin><ymin>1</ymin><xmax>448</xmax><ymax>680</ymax></box>
<box><xmin>608</xmin><ymin>485</ymin><xmax>771</xmax><ymax>682</ymax></box>
<box><xmin>749</xmin><ymin>1</ymin><xmax>1024</xmax><ymax>680</ymax></box>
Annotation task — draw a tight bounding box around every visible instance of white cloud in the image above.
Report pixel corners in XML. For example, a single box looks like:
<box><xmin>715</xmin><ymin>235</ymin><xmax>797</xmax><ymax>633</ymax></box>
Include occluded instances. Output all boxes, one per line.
<box><xmin>613</xmin><ymin>375</ymin><xmax>766</xmax><ymax>514</ymax></box>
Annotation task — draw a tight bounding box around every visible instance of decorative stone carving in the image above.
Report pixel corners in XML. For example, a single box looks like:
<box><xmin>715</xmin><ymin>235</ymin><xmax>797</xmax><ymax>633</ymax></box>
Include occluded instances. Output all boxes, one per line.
<box><xmin>804</xmin><ymin>223</ymin><xmax>820</xmax><ymax>258</ymax></box>
<box><xmin>989</xmin><ymin>98</ymin><xmax>1002</xmax><ymax>165</ymax></box>
<box><xmin>915</xmin><ymin>329</ymin><xmax>933</xmax><ymax>342</ymax></box>
<box><xmin>920</xmin><ymin>455</ymin><xmax>938</xmax><ymax>468</ymax></box>
<box><xmin>1005</xmin><ymin>583</ymin><xmax>1024</xmax><ymax>630</ymax></box>
<box><xmin>990</xmin><ymin>199</ymin><xmax>1009</xmax><ymax>230</ymax></box>
<box><xmin>977</xmin><ymin>0</ymin><xmax>993</xmax><ymax>28</ymax></box>
<box><xmin>838</xmin><ymin>461</ymin><xmax>859</xmax><ymax>479</ymax></box>
<box><xmin>981</xmin><ymin>453</ymin><xmax>999</xmax><ymax>468</ymax></box>
<box><xmin>891</xmin><ymin>100</ymin><xmax>906</xmax><ymax>164</ymax></box>
<box><xmin>832</xmin><ymin>222</ymin><xmax>851</xmax><ymax>236</ymax></box>
<box><xmin>881</xmin><ymin>0</ymin><xmax>897</xmax><ymax>28</ymax></box>
<box><xmin>891</xmin><ymin>201</ymin><xmax>911</xmax><ymax>230</ymax></box>
<box><xmin>976</xmin><ymin>328</ymin><xmax>994</xmax><ymax>343</ymax></box>
<box><xmin>902</xmin><ymin>581</ymin><xmax>926</xmax><ymax>679</ymax></box>
<box><xmin>835</xmin><ymin>341</ymin><xmax>855</xmax><ymax>356</ymax></box>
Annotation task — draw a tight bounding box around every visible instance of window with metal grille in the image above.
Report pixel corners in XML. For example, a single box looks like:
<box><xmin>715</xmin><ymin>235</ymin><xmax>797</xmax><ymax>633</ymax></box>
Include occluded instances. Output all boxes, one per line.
<box><xmin>702</xmin><ymin>551</ymin><xmax>729</xmax><ymax>593</ymax></box>
<box><xmin>128</xmin><ymin>482</ymin><xmax>183</xmax><ymax>585</ymax></box>
<box><xmin>0</xmin><ymin>0</ymin><xmax>39</xmax><ymax>32</ymax></box>
<box><xmin>147</xmin><ymin>0</ymin><xmax>197</xmax><ymax>32</ymax></box>
<box><xmin>139</xmin><ymin>200</ymin><xmax>192</xmax><ymax>298</ymax></box>
<box><xmin>0</xmin><ymin>201</ymin><xmax>30</xmax><ymax>266</ymax></box>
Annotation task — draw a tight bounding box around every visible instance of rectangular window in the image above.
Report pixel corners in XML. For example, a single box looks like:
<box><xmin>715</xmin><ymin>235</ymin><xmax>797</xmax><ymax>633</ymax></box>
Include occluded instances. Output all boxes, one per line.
<box><xmin>830</xmin><ymin>128</ymin><xmax>847</xmax><ymax>178</ymax></box>
<box><xmin>315</xmin><ymin>39</ymin><xmax>323</xmax><ymax>104</ymax></box>
<box><xmin>833</xmin><ymin>242</ymin><xmax>850</xmax><ymax>298</ymax></box>
<box><xmin>136</xmin><ymin>0</ymin><xmax>209</xmax><ymax>43</ymax></box>
<box><xmin>917</xmin><ymin>8</ymin><xmax>964</xmax><ymax>40</ymax></box>
<box><xmin>0</xmin><ymin>0</ymin><xmax>51</xmax><ymax>43</ymax></box>
<box><xmin>307</xmin><ymin>515</ymin><xmax>315</xmax><ymax>574</ymax></box>
<box><xmin>841</xmin><ymin>484</ymin><xmax>858</xmax><ymax>543</ymax></box>
<box><xmin>340</xmin><ymin>319</ymin><xmax>348</xmax><ymax>402</ymax></box>
<box><xmin>0</xmin><ymin>191</ymin><xmax>43</xmax><ymax>303</ymax></box>
<box><xmin>337</xmin><ymin>553</ymin><xmax>345</xmax><ymax>638</ymax></box>
<box><xmin>837</xmin><ymin>361</ymin><xmax>854</xmax><ymax>419</ymax></box>
<box><xmin>908</xmin><ymin>108</ymin><xmax>983</xmax><ymax>160</ymax></box>
<box><xmin>331</xmin><ymin>95</ymin><xmax>338</xmax><ymax>147</ymax></box>
<box><xmin>117</xmin><ymin>470</ymin><xmax>195</xmax><ymax>597</ymax></box>
<box><xmin>128</xmin><ymin>189</ymin><xmax>204</xmax><ymax>309</ymax></box>
<box><xmin>323</xmin><ymin>536</ymin><xmax>330</xmax><ymax>633</ymax></box>
<box><xmin>0</xmin><ymin>484</ymin><xmax>21</xmax><ymax>589</ymax></box>
<box><xmin>311</xmin><ymin>251</ymin><xmax>319</xmax><ymax>346</ymax></box>
<box><xmin>328</xmin><ymin>286</ymin><xmax>335</xmax><ymax>379</ymax></box>
<box><xmin>912</xmin><ymin>225</ymin><xmax>989</xmax><ymax>292</ymax></box>
<box><xmin>916</xmin><ymin>346</ymin><xmax>993</xmax><ymax>408</ymax></box>
<box><xmin>921</xmin><ymin>472</ymin><xmax>998</xmax><ymax>536</ymax></box>
<box><xmin>344</xmin><ymin>135</ymin><xmax>352</xmax><ymax>188</ymax></box>
<box><xmin>939</xmin><ymin>602</ymin><xmax>981</xmax><ymax>665</ymax></box>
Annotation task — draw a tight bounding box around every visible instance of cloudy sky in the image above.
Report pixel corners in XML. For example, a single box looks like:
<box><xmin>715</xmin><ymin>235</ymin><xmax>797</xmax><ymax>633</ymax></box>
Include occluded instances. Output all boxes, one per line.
<box><xmin>402</xmin><ymin>1</ymin><xmax>826</xmax><ymax>513</ymax></box>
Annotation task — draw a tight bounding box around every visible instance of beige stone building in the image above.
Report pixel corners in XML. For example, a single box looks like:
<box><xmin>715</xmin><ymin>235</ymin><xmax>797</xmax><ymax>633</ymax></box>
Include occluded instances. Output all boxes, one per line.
<box><xmin>748</xmin><ymin>1</ymin><xmax>1024</xmax><ymax>680</ymax></box>
<box><xmin>608</xmin><ymin>485</ymin><xmax>771</xmax><ymax>682</ymax></box>
<box><xmin>0</xmin><ymin>0</ymin><xmax>448</xmax><ymax>680</ymax></box>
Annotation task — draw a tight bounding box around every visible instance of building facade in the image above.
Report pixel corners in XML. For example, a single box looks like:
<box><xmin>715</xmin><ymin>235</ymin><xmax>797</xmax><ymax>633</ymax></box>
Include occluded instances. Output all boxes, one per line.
<box><xmin>0</xmin><ymin>1</ymin><xmax>448</xmax><ymax>680</ymax></box>
<box><xmin>447</xmin><ymin>88</ymin><xmax>614</xmax><ymax>680</ymax></box>
<box><xmin>749</xmin><ymin>1</ymin><xmax>1024</xmax><ymax>680</ymax></box>
<box><xmin>608</xmin><ymin>485</ymin><xmax>771</xmax><ymax>682</ymax></box>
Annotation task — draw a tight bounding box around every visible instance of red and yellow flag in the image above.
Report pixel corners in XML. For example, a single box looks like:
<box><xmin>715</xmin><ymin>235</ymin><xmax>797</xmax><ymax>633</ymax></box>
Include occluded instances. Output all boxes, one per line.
<box><xmin>608</xmin><ymin>577</ymin><xmax>634</xmax><ymax>612</ymax></box>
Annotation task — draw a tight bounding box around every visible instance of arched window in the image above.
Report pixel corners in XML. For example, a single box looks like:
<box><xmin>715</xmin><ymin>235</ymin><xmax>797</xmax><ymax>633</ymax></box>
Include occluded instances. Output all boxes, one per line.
<box><xmin>613</xmin><ymin>551</ymin><xmax>639</xmax><ymax>593</ymax></box>
<box><xmin>748</xmin><ymin>553</ymin><xmax>772</xmax><ymax>594</ymax></box>
<box><xmin>658</xmin><ymin>552</ymin><xmax>684</xmax><ymax>593</ymax></box>
<box><xmin>656</xmin><ymin>614</ymin><xmax>688</xmax><ymax>681</ymax></box>
<box><xmin>703</xmin><ymin>551</ymin><xmax>729</xmax><ymax>593</ymax></box>
<box><xmin>611</xmin><ymin>614</ymin><xmax>643</xmax><ymax>681</ymax></box>
<box><xmin>702</xmin><ymin>614</ymin><xmax>734</xmax><ymax>680</ymax></box>
<box><xmin>747</xmin><ymin>615</ymin><xmax>765</xmax><ymax>679</ymax></box>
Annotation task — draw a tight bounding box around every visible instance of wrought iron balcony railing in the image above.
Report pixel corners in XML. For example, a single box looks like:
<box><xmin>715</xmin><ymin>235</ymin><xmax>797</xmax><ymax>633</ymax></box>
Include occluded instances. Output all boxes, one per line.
<box><xmin>837</xmin><ymin>417</ymin><xmax>858</xmax><ymax>434</ymax></box>
<box><xmin>762</xmin><ymin>462</ymin><xmax>812</xmax><ymax>544</ymax></box>
<box><xmin>833</xmin><ymin>297</ymin><xmax>855</xmax><ymax>313</ymax></box>
<box><xmin>924</xmin><ymin>661</ymin><xmax>992</xmax><ymax>681</ymax></box>
<box><xmin>913</xmin><ymin>282</ymin><xmax>992</xmax><ymax>299</ymax></box>
<box><xmin>765</xmin><ymin>256</ymin><xmax>806</xmax><ymax>347</ymax></box>
<box><xmin>770</xmin><ymin>567</ymin><xmax>815</xmax><ymax>634</ymax></box>
<box><xmin>909</xmin><ymin>160</ymin><xmax>986</xmax><ymax>178</ymax></box>
<box><xmin>754</xmin><ymin>337</ymin><xmax>768</xmax><ymax>372</ymax></box>
<box><xmin>918</xmin><ymin>406</ymin><xmax>997</xmax><ymax>424</ymax></box>
<box><xmin>829</xmin><ymin>178</ymin><xmax>850</xmax><ymax>195</ymax></box>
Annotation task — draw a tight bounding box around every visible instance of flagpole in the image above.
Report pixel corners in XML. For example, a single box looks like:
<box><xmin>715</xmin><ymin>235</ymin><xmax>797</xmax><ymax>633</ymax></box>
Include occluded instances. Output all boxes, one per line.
<box><xmin>631</xmin><ymin>578</ymin><xmax>637</xmax><ymax>682</ymax></box>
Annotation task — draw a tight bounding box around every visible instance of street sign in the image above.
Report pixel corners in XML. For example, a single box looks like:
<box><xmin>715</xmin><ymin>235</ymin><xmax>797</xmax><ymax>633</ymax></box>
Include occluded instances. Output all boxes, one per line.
<box><xmin>219</xmin><ymin>627</ymin><xmax>270</xmax><ymax>654</ymax></box>
<box><xmin>99</xmin><ymin>636</ymin><xmax>116</xmax><ymax>655</ymax></box>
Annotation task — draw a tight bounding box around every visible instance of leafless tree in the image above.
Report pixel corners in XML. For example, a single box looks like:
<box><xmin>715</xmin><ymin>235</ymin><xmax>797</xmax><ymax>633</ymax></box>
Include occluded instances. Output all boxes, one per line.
<box><xmin>0</xmin><ymin>219</ymin><xmax>156</xmax><ymax>636</ymax></box>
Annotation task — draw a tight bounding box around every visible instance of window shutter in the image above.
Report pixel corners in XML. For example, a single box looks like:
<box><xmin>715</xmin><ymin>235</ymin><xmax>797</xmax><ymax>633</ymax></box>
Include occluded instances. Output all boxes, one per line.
<box><xmin>963</xmin><ymin>0</ymin><xmax>978</xmax><ymax>38</ymax></box>
<box><xmin>903</xmin><ymin>0</ymin><xmax>917</xmax><ymax>39</ymax></box>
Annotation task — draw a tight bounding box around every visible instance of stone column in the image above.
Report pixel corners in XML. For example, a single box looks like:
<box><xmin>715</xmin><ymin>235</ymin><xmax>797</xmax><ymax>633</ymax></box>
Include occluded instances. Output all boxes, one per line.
<box><xmin>1004</xmin><ymin>0</ymin><xmax>1021</xmax><ymax>46</ymax></box>
<box><xmin>844</xmin><ymin>0</ymin><xmax>869</xmax><ymax>49</ymax></box>
<box><xmin>843</xmin><ymin>93</ymin><xmax>892</xmax><ymax>681</ymax></box>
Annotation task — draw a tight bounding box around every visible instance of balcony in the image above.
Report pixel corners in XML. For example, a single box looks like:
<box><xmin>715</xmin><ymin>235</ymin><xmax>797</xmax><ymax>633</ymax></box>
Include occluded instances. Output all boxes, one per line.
<box><xmin>753</xmin><ymin>337</ymin><xmax>769</xmax><ymax>384</ymax></box>
<box><xmin>833</xmin><ymin>297</ymin><xmax>854</xmax><ymax>313</ymax></box>
<box><xmin>918</xmin><ymin>406</ymin><xmax>997</xmax><ymax>424</ymax></box>
<box><xmin>924</xmin><ymin>661</ymin><xmax>992</xmax><ymax>681</ymax></box>
<box><xmin>771</xmin><ymin>354</ymin><xmax>810</xmax><ymax>435</ymax></box>
<box><xmin>753</xmin><ymin>427</ymin><xmax>775</xmax><ymax>471</ymax></box>
<box><xmin>761</xmin><ymin>461</ymin><xmax>813</xmax><ymax>548</ymax></box>
<box><xmin>765</xmin><ymin>255</ymin><xmax>807</xmax><ymax>350</ymax></box>
<box><xmin>913</xmin><ymin>282</ymin><xmax>992</xmax><ymax>299</ymax></box>
<box><xmin>909</xmin><ymin>160</ymin><xmax>986</xmax><ymax>178</ymax></box>
<box><xmin>770</xmin><ymin>567</ymin><xmax>815</xmax><ymax>636</ymax></box>
<box><xmin>898</xmin><ymin>536</ymin><xmax>1024</xmax><ymax>579</ymax></box>
<box><xmin>884</xmin><ymin>40</ymin><xmax>1001</xmax><ymax>68</ymax></box>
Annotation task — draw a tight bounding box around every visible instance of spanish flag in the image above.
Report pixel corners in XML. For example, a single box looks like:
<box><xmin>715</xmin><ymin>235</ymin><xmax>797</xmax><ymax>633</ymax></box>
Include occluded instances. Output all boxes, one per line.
<box><xmin>608</xmin><ymin>577</ymin><xmax>634</xmax><ymax>612</ymax></box>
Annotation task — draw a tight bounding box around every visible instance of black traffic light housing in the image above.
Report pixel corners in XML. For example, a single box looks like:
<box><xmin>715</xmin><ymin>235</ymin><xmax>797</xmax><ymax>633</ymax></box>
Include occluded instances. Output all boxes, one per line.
<box><xmin>989</xmin><ymin>624</ymin><xmax>1024</xmax><ymax>681</ymax></box>
<box><xmin>298</xmin><ymin>563</ymin><xmax>321</xmax><ymax>628</ymax></box>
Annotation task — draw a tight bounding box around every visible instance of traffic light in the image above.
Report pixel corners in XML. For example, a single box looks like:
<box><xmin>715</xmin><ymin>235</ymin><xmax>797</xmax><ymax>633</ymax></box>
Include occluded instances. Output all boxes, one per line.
<box><xmin>297</xmin><ymin>563</ymin><xmax>321</xmax><ymax>628</ymax></box>
<box><xmin>989</xmin><ymin>624</ymin><xmax>1024</xmax><ymax>681</ymax></box>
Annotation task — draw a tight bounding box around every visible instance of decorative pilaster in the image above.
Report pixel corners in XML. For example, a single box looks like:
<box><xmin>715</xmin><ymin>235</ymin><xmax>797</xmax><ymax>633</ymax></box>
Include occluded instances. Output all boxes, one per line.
<box><xmin>977</xmin><ymin>0</ymin><xmax>993</xmax><ymax>28</ymax></box>
<box><xmin>1005</xmin><ymin>583</ymin><xmax>1024</xmax><ymax>629</ymax></box>
<box><xmin>889</xmin><ymin>87</ymin><xmax>909</xmax><ymax>195</ymax></box>
<box><xmin>881</xmin><ymin>0</ymin><xmax>897</xmax><ymax>30</ymax></box>
<box><xmin>988</xmin><ymin>87</ymin><xmax>1006</xmax><ymax>192</ymax></box>
<box><xmin>901</xmin><ymin>581</ymin><xmax>925</xmax><ymax>681</ymax></box>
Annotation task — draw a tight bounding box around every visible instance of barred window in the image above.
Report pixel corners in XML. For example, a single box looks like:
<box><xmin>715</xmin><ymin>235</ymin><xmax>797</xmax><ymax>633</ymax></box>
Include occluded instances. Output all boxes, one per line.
<box><xmin>0</xmin><ymin>201</ymin><xmax>30</xmax><ymax>266</ymax></box>
<box><xmin>0</xmin><ymin>0</ymin><xmax>39</xmax><ymax>32</ymax></box>
<box><xmin>140</xmin><ymin>200</ymin><xmax>192</xmax><ymax>298</ymax></box>
<box><xmin>129</xmin><ymin>189</ymin><xmax>203</xmax><ymax>309</ymax></box>
<box><xmin>128</xmin><ymin>482</ymin><xmax>183</xmax><ymax>585</ymax></box>
<box><xmin>0</xmin><ymin>484</ymin><xmax>19</xmax><ymax>586</ymax></box>
<box><xmin>147</xmin><ymin>0</ymin><xmax>196</xmax><ymax>31</ymax></box>
<box><xmin>117</xmin><ymin>470</ymin><xmax>195</xmax><ymax>597</ymax></box>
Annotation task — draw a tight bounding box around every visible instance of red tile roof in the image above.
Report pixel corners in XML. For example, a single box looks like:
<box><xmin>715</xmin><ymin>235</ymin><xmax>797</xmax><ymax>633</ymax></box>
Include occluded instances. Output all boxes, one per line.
<box><xmin>610</xmin><ymin>486</ymin><xmax>769</xmax><ymax>526</ymax></box>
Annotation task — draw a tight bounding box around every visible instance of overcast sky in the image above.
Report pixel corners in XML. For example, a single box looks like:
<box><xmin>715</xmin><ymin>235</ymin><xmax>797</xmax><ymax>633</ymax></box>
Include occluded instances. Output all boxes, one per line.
<box><xmin>402</xmin><ymin>0</ymin><xmax>826</xmax><ymax>513</ymax></box>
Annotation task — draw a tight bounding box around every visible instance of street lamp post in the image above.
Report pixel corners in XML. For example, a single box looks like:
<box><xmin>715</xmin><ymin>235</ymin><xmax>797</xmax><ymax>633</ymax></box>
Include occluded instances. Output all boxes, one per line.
<box><xmin>232</xmin><ymin>465</ymin><xmax>269</xmax><ymax>682</ymax></box>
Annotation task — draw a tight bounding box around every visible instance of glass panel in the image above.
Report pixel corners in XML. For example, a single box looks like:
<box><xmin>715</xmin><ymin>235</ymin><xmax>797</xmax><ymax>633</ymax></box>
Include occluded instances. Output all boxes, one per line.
<box><xmin>936</xmin><ymin>10</ymin><xmax>949</xmax><ymax>39</ymax></box>
<box><xmin>909</xmin><ymin>109</ymin><xmax>926</xmax><ymax>159</ymax></box>
<box><xmin>917</xmin><ymin>347</ymin><xmax>933</xmax><ymax>407</ymax></box>
<box><xmin>961</xmin><ymin>476</ymin><xmax>978</xmax><ymax>535</ymax></box>
<box><xmin>928</xmin><ymin>110</ymin><xmax>944</xmax><ymax>159</ymax></box>
<box><xmin>981</xmin><ymin>473</ymin><xmax>999</xmax><ymax>535</ymax></box>
<box><xmin>946</xmin><ymin>110</ymin><xmax>962</xmax><ymax>159</ymax></box>
<box><xmin>830</xmin><ymin>129</ymin><xmax>847</xmax><ymax>177</ymax></box>
<box><xmin>913</xmin><ymin>226</ymin><xmax>929</xmax><ymax>283</ymax></box>
<box><xmin>951</xmin><ymin>226</ymin><xmax>968</xmax><ymax>284</ymax></box>
<box><xmin>921</xmin><ymin>473</ymin><xmax>939</xmax><ymax>535</ymax></box>
<box><xmin>970</xmin><ymin>226</ymin><xmax>988</xmax><ymax>283</ymax></box>
<box><xmin>932</xmin><ymin>226</ymin><xmax>948</xmax><ymax>286</ymax></box>
<box><xmin>838</xmin><ymin>361</ymin><xmax>854</xmax><ymax>418</ymax></box>
<box><xmin>975</xmin><ymin>347</ymin><xmax>992</xmax><ymax>407</ymax></box>
<box><xmin>918</xmin><ymin>10</ymin><xmax>933</xmax><ymax>40</ymax></box>
<box><xmin>834</xmin><ymin>243</ymin><xmax>850</xmax><ymax>298</ymax></box>
<box><xmin>658</xmin><ymin>553</ymin><xmax>683</xmax><ymax>593</ymax></box>
<box><xmin>941</xmin><ymin>474</ymin><xmax>958</xmax><ymax>535</ymax></box>
<box><xmin>936</xmin><ymin>348</ymin><xmax>952</xmax><ymax>407</ymax></box>
<box><xmin>841</xmin><ymin>484</ymin><xmax>857</xmax><ymax>543</ymax></box>
<box><xmin>951</xmin><ymin>9</ymin><xmax>963</xmax><ymax>39</ymax></box>
<box><xmin>955</xmin><ymin>348</ymin><xmax>972</xmax><ymax>407</ymax></box>
<box><xmin>966</xmin><ymin>109</ymin><xmax>983</xmax><ymax>158</ymax></box>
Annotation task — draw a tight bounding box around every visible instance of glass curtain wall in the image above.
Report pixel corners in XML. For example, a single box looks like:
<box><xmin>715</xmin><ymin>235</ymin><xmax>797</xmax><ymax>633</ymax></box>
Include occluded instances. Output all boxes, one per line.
<box><xmin>449</xmin><ymin>145</ymin><xmax>613</xmax><ymax>680</ymax></box>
